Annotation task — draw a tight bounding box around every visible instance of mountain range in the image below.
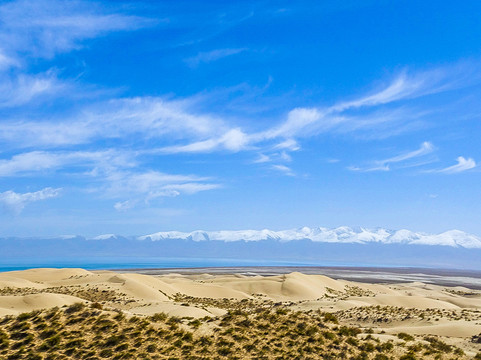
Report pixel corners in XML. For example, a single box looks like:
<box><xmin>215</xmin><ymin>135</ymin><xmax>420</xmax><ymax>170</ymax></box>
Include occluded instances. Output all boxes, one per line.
<box><xmin>135</xmin><ymin>227</ymin><xmax>481</xmax><ymax>248</ymax></box>
<box><xmin>2</xmin><ymin>227</ymin><xmax>481</xmax><ymax>270</ymax></box>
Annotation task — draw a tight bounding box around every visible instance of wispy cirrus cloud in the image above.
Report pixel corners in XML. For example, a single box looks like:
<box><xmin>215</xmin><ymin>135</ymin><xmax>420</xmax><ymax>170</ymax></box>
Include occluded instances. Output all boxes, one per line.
<box><xmin>158</xmin><ymin>128</ymin><xmax>249</xmax><ymax>153</ymax></box>
<box><xmin>2</xmin><ymin>62</ymin><xmax>476</xmax><ymax>156</ymax></box>
<box><xmin>271</xmin><ymin>164</ymin><xmax>295</xmax><ymax>176</ymax></box>
<box><xmin>0</xmin><ymin>150</ymin><xmax>135</xmax><ymax>177</ymax></box>
<box><xmin>0</xmin><ymin>187</ymin><xmax>61</xmax><ymax>215</ymax></box>
<box><xmin>0</xmin><ymin>0</ymin><xmax>156</xmax><ymax>63</ymax></box>
<box><xmin>185</xmin><ymin>48</ymin><xmax>247</xmax><ymax>67</ymax></box>
<box><xmin>348</xmin><ymin>142</ymin><xmax>435</xmax><ymax>172</ymax></box>
<box><xmin>0</xmin><ymin>49</ymin><xmax>18</xmax><ymax>70</ymax></box>
<box><xmin>1</xmin><ymin>51</ymin><xmax>478</xmax><ymax>216</ymax></box>
<box><xmin>261</xmin><ymin>62</ymin><xmax>479</xmax><ymax>142</ymax></box>
<box><xmin>0</xmin><ymin>71</ymin><xmax>71</xmax><ymax>108</ymax></box>
<box><xmin>0</xmin><ymin>97</ymin><xmax>225</xmax><ymax>149</ymax></box>
<box><xmin>104</xmin><ymin>170</ymin><xmax>220</xmax><ymax>210</ymax></box>
<box><xmin>435</xmin><ymin>156</ymin><xmax>476</xmax><ymax>174</ymax></box>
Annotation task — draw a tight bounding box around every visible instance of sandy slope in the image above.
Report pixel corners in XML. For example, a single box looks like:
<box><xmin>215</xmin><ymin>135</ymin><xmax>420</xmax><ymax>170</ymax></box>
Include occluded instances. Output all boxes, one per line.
<box><xmin>1</xmin><ymin>267</ymin><xmax>480</xmax><ymax>354</ymax></box>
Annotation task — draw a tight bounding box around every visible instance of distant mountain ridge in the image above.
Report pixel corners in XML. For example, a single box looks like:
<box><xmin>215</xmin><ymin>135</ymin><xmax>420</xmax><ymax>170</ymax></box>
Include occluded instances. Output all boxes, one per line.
<box><xmin>3</xmin><ymin>227</ymin><xmax>481</xmax><ymax>270</ymax></box>
<box><xmin>135</xmin><ymin>227</ymin><xmax>481</xmax><ymax>248</ymax></box>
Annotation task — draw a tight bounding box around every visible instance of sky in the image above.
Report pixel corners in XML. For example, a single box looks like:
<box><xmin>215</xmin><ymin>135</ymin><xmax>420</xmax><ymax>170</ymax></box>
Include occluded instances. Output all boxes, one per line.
<box><xmin>0</xmin><ymin>0</ymin><xmax>480</xmax><ymax>237</ymax></box>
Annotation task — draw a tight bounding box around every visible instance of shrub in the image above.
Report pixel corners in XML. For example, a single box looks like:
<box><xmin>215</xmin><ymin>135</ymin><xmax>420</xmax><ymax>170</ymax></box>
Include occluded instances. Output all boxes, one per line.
<box><xmin>188</xmin><ymin>319</ymin><xmax>201</xmax><ymax>328</ymax></box>
<box><xmin>196</xmin><ymin>336</ymin><xmax>212</xmax><ymax>346</ymax></box>
<box><xmin>400</xmin><ymin>353</ymin><xmax>417</xmax><ymax>360</ymax></box>
<box><xmin>217</xmin><ymin>347</ymin><xmax>232</xmax><ymax>356</ymax></box>
<box><xmin>346</xmin><ymin>337</ymin><xmax>358</xmax><ymax>346</ymax></box>
<box><xmin>91</xmin><ymin>302</ymin><xmax>103</xmax><ymax>310</ymax></box>
<box><xmin>115</xmin><ymin>343</ymin><xmax>129</xmax><ymax>352</ymax></box>
<box><xmin>358</xmin><ymin>342</ymin><xmax>375</xmax><ymax>352</ymax></box>
<box><xmin>338</xmin><ymin>326</ymin><xmax>361</xmax><ymax>337</ymax></box>
<box><xmin>65</xmin><ymin>303</ymin><xmax>85</xmax><ymax>314</ymax></box>
<box><xmin>377</xmin><ymin>341</ymin><xmax>394</xmax><ymax>352</ymax></box>
<box><xmin>150</xmin><ymin>313</ymin><xmax>167</xmax><ymax>322</ymax></box>
<box><xmin>46</xmin><ymin>335</ymin><xmax>61</xmax><ymax>347</ymax></box>
<box><xmin>146</xmin><ymin>344</ymin><xmax>156</xmax><ymax>353</ymax></box>
<box><xmin>397</xmin><ymin>332</ymin><xmax>414</xmax><ymax>342</ymax></box>
<box><xmin>99</xmin><ymin>349</ymin><xmax>113</xmax><ymax>358</ymax></box>
<box><xmin>17</xmin><ymin>311</ymin><xmax>39</xmax><ymax>321</ymax></box>
<box><xmin>321</xmin><ymin>331</ymin><xmax>336</xmax><ymax>340</ymax></box>
<box><xmin>322</xmin><ymin>313</ymin><xmax>339</xmax><ymax>324</ymax></box>
<box><xmin>424</xmin><ymin>336</ymin><xmax>452</xmax><ymax>352</ymax></box>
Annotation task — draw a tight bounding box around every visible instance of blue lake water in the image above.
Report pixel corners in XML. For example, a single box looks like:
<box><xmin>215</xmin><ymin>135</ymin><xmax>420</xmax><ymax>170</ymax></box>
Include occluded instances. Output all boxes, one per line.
<box><xmin>0</xmin><ymin>256</ymin><xmax>331</xmax><ymax>272</ymax></box>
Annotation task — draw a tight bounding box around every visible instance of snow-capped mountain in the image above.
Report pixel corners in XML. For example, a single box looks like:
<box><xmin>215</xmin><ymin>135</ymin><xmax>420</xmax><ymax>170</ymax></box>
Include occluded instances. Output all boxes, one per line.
<box><xmin>138</xmin><ymin>226</ymin><xmax>481</xmax><ymax>248</ymax></box>
<box><xmin>4</xmin><ymin>226</ymin><xmax>481</xmax><ymax>270</ymax></box>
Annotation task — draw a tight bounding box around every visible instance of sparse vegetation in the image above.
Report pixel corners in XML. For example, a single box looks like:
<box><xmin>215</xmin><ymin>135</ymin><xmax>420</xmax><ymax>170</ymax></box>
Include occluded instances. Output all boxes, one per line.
<box><xmin>0</xmin><ymin>299</ymin><xmax>472</xmax><ymax>359</ymax></box>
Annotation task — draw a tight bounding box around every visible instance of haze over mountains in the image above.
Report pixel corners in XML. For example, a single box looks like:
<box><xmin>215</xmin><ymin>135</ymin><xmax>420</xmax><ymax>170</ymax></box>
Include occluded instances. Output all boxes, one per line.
<box><xmin>2</xmin><ymin>227</ymin><xmax>481</xmax><ymax>271</ymax></box>
<box><xmin>136</xmin><ymin>227</ymin><xmax>481</xmax><ymax>248</ymax></box>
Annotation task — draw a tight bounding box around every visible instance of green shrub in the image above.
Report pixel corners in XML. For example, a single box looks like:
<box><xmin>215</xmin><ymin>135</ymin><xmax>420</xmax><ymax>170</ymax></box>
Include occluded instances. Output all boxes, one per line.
<box><xmin>46</xmin><ymin>335</ymin><xmax>61</xmax><ymax>347</ymax></box>
<box><xmin>399</xmin><ymin>353</ymin><xmax>417</xmax><ymax>360</ymax></box>
<box><xmin>397</xmin><ymin>332</ymin><xmax>414</xmax><ymax>342</ymax></box>
<box><xmin>217</xmin><ymin>347</ymin><xmax>232</xmax><ymax>356</ymax></box>
<box><xmin>322</xmin><ymin>312</ymin><xmax>339</xmax><ymax>324</ymax></box>
<box><xmin>65</xmin><ymin>303</ymin><xmax>85</xmax><ymax>314</ymax></box>
<box><xmin>146</xmin><ymin>344</ymin><xmax>156</xmax><ymax>353</ymax></box>
<box><xmin>150</xmin><ymin>313</ymin><xmax>167</xmax><ymax>322</ymax></box>
<box><xmin>99</xmin><ymin>349</ymin><xmax>113</xmax><ymax>358</ymax></box>
<box><xmin>91</xmin><ymin>302</ymin><xmax>103</xmax><ymax>310</ymax></box>
<box><xmin>338</xmin><ymin>326</ymin><xmax>361</xmax><ymax>337</ymax></box>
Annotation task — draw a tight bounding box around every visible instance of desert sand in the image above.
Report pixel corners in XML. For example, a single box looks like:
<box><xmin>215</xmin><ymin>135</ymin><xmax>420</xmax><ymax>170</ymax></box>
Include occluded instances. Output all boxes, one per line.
<box><xmin>1</xmin><ymin>268</ymin><xmax>481</xmax><ymax>359</ymax></box>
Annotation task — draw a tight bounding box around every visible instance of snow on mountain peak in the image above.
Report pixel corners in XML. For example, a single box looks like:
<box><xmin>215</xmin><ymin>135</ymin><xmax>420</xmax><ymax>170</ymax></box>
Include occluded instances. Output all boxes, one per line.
<box><xmin>137</xmin><ymin>227</ymin><xmax>481</xmax><ymax>248</ymax></box>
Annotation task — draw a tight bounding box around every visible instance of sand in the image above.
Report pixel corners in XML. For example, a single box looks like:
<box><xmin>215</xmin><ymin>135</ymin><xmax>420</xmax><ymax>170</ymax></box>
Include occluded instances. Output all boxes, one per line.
<box><xmin>1</xmin><ymin>268</ymin><xmax>481</xmax><ymax>356</ymax></box>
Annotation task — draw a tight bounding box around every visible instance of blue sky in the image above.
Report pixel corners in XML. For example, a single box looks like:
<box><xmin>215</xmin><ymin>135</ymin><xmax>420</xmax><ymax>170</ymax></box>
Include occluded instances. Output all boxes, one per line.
<box><xmin>0</xmin><ymin>0</ymin><xmax>480</xmax><ymax>237</ymax></box>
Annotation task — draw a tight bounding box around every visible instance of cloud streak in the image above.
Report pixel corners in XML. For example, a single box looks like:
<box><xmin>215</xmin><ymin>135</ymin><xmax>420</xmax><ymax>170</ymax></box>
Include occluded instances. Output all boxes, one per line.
<box><xmin>0</xmin><ymin>0</ymin><xmax>155</xmax><ymax>63</ymax></box>
<box><xmin>0</xmin><ymin>187</ymin><xmax>61</xmax><ymax>215</ymax></box>
<box><xmin>271</xmin><ymin>164</ymin><xmax>295</xmax><ymax>176</ymax></box>
<box><xmin>436</xmin><ymin>156</ymin><xmax>476</xmax><ymax>174</ymax></box>
<box><xmin>348</xmin><ymin>142</ymin><xmax>435</xmax><ymax>172</ymax></box>
<box><xmin>185</xmin><ymin>48</ymin><xmax>247</xmax><ymax>67</ymax></box>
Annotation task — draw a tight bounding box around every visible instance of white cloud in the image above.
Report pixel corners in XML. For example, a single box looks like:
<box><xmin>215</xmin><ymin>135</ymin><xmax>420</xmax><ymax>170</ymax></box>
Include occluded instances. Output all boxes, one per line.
<box><xmin>0</xmin><ymin>0</ymin><xmax>155</xmax><ymax>60</ymax></box>
<box><xmin>159</xmin><ymin>128</ymin><xmax>250</xmax><ymax>153</ymax></box>
<box><xmin>0</xmin><ymin>150</ymin><xmax>134</xmax><ymax>177</ymax></box>
<box><xmin>114</xmin><ymin>200</ymin><xmax>137</xmax><ymax>212</ymax></box>
<box><xmin>253</xmin><ymin>154</ymin><xmax>271</xmax><ymax>163</ymax></box>
<box><xmin>107</xmin><ymin>171</ymin><xmax>200</xmax><ymax>194</ymax></box>
<box><xmin>377</xmin><ymin>141</ymin><xmax>434</xmax><ymax>164</ymax></box>
<box><xmin>271</xmin><ymin>164</ymin><xmax>295</xmax><ymax>176</ymax></box>
<box><xmin>348</xmin><ymin>142</ymin><xmax>434</xmax><ymax>172</ymax></box>
<box><xmin>332</xmin><ymin>73</ymin><xmax>423</xmax><ymax>111</ymax></box>
<box><xmin>437</xmin><ymin>156</ymin><xmax>476</xmax><ymax>174</ymax></box>
<box><xmin>280</xmin><ymin>151</ymin><xmax>292</xmax><ymax>162</ymax></box>
<box><xmin>273</xmin><ymin>139</ymin><xmax>300</xmax><ymax>151</ymax></box>
<box><xmin>0</xmin><ymin>187</ymin><xmax>61</xmax><ymax>214</ymax></box>
<box><xmin>266</xmin><ymin>108</ymin><xmax>324</xmax><ymax>138</ymax></box>
<box><xmin>260</xmin><ymin>64</ymin><xmax>476</xmax><ymax>142</ymax></box>
<box><xmin>0</xmin><ymin>49</ymin><xmax>18</xmax><ymax>70</ymax></box>
<box><xmin>0</xmin><ymin>149</ymin><xmax>221</xmax><ymax>211</ymax></box>
<box><xmin>347</xmin><ymin>165</ymin><xmax>390</xmax><ymax>172</ymax></box>
<box><xmin>0</xmin><ymin>71</ymin><xmax>70</xmax><ymax>108</ymax></box>
<box><xmin>185</xmin><ymin>48</ymin><xmax>247</xmax><ymax>67</ymax></box>
<box><xmin>103</xmin><ymin>170</ymin><xmax>220</xmax><ymax>209</ymax></box>
<box><xmin>0</xmin><ymin>97</ymin><xmax>227</xmax><ymax>148</ymax></box>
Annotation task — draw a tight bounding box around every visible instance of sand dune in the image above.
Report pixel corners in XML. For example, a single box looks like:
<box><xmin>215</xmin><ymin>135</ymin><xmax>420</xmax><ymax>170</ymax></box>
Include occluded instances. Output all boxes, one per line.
<box><xmin>0</xmin><ymin>293</ymin><xmax>85</xmax><ymax>316</ymax></box>
<box><xmin>2</xmin><ymin>268</ymin><xmax>481</xmax><ymax>313</ymax></box>
<box><xmin>1</xmin><ymin>267</ymin><xmax>480</xmax><ymax>356</ymax></box>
